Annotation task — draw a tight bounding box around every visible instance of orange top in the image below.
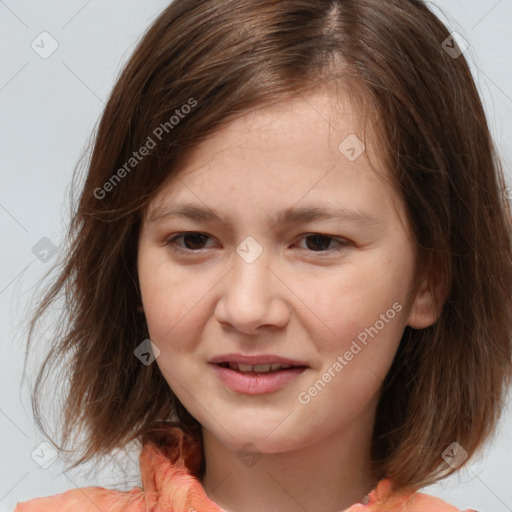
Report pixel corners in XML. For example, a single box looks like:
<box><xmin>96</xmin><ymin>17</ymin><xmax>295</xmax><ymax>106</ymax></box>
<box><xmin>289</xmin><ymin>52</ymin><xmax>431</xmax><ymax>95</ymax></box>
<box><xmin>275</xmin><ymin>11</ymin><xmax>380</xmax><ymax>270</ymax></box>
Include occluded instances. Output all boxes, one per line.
<box><xmin>14</xmin><ymin>424</ymin><xmax>477</xmax><ymax>512</ymax></box>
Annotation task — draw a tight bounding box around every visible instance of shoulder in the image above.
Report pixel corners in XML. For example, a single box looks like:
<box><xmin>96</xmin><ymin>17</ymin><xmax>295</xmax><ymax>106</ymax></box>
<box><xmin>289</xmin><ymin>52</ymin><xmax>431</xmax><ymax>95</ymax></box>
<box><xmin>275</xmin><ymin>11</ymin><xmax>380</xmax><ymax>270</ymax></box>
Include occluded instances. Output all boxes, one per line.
<box><xmin>13</xmin><ymin>424</ymin><xmax>207</xmax><ymax>512</ymax></box>
<box><xmin>366</xmin><ymin>479</ymin><xmax>478</xmax><ymax>512</ymax></box>
<box><xmin>406</xmin><ymin>490</ymin><xmax>479</xmax><ymax>512</ymax></box>
<box><xmin>13</xmin><ymin>485</ymin><xmax>145</xmax><ymax>512</ymax></box>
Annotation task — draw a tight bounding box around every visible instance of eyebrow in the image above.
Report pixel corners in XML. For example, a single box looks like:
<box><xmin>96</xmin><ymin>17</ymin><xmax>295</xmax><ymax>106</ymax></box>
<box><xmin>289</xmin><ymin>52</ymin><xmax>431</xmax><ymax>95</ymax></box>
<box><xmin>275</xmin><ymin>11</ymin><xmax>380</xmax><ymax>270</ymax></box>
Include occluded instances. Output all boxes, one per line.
<box><xmin>147</xmin><ymin>203</ymin><xmax>381</xmax><ymax>230</ymax></box>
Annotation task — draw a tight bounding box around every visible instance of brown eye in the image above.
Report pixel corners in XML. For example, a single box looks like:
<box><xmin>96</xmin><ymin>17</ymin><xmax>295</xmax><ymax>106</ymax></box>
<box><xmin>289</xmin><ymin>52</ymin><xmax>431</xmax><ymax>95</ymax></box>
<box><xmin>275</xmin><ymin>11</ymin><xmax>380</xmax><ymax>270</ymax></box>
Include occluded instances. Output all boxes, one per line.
<box><xmin>304</xmin><ymin>234</ymin><xmax>334</xmax><ymax>251</ymax></box>
<box><xmin>181</xmin><ymin>233</ymin><xmax>209</xmax><ymax>250</ymax></box>
<box><xmin>299</xmin><ymin>234</ymin><xmax>349</xmax><ymax>253</ymax></box>
<box><xmin>165</xmin><ymin>232</ymin><xmax>214</xmax><ymax>252</ymax></box>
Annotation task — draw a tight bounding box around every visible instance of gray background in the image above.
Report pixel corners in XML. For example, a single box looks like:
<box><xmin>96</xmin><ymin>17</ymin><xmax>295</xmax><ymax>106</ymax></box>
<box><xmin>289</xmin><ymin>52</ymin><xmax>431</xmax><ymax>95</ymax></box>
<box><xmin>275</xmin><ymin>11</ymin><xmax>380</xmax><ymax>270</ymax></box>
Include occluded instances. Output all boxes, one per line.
<box><xmin>1</xmin><ymin>1</ymin><xmax>511</xmax><ymax>511</ymax></box>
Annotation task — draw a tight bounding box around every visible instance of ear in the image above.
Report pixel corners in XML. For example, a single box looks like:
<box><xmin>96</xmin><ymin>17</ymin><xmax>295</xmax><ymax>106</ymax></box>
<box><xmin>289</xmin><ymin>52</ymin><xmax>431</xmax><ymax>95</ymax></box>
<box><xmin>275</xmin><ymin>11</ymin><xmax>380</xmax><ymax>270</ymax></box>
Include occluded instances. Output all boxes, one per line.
<box><xmin>406</xmin><ymin>265</ymin><xmax>447</xmax><ymax>329</ymax></box>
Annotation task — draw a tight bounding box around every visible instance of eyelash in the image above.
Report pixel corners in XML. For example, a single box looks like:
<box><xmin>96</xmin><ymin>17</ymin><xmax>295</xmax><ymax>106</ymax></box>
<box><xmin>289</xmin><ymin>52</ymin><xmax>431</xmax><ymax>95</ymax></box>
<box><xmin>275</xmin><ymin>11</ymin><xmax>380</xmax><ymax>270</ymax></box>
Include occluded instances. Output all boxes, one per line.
<box><xmin>164</xmin><ymin>232</ymin><xmax>351</xmax><ymax>256</ymax></box>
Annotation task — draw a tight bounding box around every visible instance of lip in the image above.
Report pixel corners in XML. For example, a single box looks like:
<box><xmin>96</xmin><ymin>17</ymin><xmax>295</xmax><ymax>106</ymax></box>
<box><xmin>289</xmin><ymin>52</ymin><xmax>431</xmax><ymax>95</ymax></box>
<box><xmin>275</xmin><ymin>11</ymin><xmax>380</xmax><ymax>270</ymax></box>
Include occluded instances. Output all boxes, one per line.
<box><xmin>210</xmin><ymin>363</ymin><xmax>308</xmax><ymax>395</ymax></box>
<box><xmin>208</xmin><ymin>353</ymin><xmax>309</xmax><ymax>395</ymax></box>
<box><xmin>209</xmin><ymin>353</ymin><xmax>308</xmax><ymax>366</ymax></box>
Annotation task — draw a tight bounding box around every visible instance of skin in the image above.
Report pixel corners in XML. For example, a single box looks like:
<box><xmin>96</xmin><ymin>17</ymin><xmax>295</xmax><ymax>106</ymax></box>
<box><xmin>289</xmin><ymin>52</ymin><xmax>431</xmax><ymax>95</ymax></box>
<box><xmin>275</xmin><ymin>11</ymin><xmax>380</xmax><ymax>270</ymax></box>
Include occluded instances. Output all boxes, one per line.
<box><xmin>137</xmin><ymin>90</ymin><xmax>440</xmax><ymax>512</ymax></box>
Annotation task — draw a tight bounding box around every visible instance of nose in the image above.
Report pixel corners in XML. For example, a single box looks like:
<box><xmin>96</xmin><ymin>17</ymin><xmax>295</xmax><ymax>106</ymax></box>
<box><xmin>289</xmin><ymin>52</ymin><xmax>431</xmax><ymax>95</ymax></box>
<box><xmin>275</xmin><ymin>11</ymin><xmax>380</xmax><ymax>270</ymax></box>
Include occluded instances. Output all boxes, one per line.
<box><xmin>214</xmin><ymin>246</ymin><xmax>290</xmax><ymax>334</ymax></box>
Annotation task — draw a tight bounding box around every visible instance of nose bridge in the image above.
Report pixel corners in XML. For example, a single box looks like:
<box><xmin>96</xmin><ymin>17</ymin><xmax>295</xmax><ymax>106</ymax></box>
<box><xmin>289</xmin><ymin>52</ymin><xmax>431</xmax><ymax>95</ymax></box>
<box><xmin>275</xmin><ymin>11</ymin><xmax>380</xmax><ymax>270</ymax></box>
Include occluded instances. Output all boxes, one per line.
<box><xmin>216</xmin><ymin>236</ymin><xmax>288</xmax><ymax>332</ymax></box>
<box><xmin>230</xmin><ymin>236</ymin><xmax>272</xmax><ymax>307</ymax></box>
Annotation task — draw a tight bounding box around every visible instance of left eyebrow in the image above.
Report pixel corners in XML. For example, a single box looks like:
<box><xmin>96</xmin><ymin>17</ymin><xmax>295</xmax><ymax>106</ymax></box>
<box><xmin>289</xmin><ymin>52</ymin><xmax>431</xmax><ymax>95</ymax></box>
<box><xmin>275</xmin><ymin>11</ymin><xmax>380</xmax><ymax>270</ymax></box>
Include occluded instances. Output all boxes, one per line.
<box><xmin>146</xmin><ymin>202</ymin><xmax>382</xmax><ymax>229</ymax></box>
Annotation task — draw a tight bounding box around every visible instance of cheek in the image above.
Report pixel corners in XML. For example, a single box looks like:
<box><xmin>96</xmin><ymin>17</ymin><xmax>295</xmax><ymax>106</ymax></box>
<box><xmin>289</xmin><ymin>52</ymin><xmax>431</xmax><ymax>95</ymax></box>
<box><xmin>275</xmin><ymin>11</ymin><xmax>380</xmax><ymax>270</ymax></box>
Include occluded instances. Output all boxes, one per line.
<box><xmin>138</xmin><ymin>250</ymin><xmax>207</xmax><ymax>349</ymax></box>
<box><xmin>138</xmin><ymin>263</ymin><xmax>211</xmax><ymax>385</ymax></box>
<box><xmin>297</xmin><ymin>257</ymin><xmax>412</xmax><ymax>355</ymax></box>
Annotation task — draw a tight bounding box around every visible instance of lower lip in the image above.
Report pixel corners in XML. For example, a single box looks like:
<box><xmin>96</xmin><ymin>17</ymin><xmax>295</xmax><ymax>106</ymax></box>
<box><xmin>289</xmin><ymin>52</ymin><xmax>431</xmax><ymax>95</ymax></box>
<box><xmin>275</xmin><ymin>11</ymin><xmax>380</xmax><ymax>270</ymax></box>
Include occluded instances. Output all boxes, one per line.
<box><xmin>210</xmin><ymin>364</ymin><xmax>308</xmax><ymax>395</ymax></box>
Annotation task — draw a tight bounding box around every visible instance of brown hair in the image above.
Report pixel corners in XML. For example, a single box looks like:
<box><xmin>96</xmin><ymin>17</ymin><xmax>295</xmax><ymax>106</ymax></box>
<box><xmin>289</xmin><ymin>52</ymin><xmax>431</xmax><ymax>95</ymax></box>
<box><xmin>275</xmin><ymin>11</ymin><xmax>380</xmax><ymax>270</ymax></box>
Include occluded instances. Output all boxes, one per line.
<box><xmin>24</xmin><ymin>0</ymin><xmax>512</xmax><ymax>492</ymax></box>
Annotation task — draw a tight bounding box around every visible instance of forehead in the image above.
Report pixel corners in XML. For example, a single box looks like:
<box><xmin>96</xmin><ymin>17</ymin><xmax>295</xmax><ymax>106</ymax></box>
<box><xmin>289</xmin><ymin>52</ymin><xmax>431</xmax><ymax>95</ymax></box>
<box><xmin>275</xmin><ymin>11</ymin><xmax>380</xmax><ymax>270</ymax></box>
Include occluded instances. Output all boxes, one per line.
<box><xmin>188</xmin><ymin>91</ymin><xmax>367</xmax><ymax>168</ymax></box>
<box><xmin>145</xmin><ymin>91</ymin><xmax>402</xmax><ymax>228</ymax></box>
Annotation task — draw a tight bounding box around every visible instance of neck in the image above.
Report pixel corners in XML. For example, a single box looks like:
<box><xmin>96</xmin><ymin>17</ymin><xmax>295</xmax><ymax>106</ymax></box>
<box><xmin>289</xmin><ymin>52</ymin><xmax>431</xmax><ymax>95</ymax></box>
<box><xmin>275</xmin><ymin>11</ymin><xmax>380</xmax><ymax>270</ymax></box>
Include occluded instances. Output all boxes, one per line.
<box><xmin>200</xmin><ymin>396</ymin><xmax>380</xmax><ymax>512</ymax></box>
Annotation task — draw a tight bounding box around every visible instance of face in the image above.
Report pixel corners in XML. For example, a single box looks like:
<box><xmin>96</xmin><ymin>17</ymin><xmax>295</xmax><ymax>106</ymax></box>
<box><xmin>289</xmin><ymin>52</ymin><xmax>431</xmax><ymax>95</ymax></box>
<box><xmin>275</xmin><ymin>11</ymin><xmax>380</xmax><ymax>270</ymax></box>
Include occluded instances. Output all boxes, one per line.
<box><xmin>137</xmin><ymin>91</ymin><xmax>437</xmax><ymax>454</ymax></box>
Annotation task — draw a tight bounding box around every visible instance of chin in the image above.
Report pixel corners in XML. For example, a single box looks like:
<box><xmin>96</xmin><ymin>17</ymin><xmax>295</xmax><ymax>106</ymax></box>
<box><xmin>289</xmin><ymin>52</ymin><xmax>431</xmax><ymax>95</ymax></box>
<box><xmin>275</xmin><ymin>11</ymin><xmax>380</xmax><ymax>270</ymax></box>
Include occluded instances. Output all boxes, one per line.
<box><xmin>203</xmin><ymin>419</ymin><xmax>312</xmax><ymax>454</ymax></box>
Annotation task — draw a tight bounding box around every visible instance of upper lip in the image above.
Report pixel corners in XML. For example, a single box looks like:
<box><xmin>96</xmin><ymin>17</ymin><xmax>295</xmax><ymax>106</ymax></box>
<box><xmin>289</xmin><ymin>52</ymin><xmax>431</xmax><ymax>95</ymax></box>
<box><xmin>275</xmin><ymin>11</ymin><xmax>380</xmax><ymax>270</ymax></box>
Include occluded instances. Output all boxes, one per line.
<box><xmin>209</xmin><ymin>353</ymin><xmax>309</xmax><ymax>367</ymax></box>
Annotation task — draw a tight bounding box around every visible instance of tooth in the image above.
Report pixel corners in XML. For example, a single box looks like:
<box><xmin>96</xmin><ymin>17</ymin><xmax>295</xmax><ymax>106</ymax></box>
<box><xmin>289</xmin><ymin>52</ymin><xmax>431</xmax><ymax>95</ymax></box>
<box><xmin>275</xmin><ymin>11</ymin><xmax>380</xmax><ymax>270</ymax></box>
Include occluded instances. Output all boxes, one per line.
<box><xmin>271</xmin><ymin>363</ymin><xmax>291</xmax><ymax>371</ymax></box>
<box><xmin>253</xmin><ymin>364</ymin><xmax>271</xmax><ymax>372</ymax></box>
<box><xmin>228</xmin><ymin>362</ymin><xmax>294</xmax><ymax>372</ymax></box>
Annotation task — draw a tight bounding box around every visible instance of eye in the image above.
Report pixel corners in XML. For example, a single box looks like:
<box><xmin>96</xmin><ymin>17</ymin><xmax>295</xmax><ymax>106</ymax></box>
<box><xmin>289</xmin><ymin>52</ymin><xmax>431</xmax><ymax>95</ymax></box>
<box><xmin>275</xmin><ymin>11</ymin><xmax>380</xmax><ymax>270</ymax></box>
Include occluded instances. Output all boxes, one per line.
<box><xmin>165</xmin><ymin>232</ymin><xmax>215</xmax><ymax>252</ymax></box>
<box><xmin>297</xmin><ymin>233</ymin><xmax>350</xmax><ymax>254</ymax></box>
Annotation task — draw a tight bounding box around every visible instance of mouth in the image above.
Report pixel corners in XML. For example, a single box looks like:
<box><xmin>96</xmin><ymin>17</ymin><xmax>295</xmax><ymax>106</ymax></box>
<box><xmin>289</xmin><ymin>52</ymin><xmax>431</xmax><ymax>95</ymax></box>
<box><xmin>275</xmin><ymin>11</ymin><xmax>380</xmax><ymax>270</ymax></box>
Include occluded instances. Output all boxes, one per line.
<box><xmin>209</xmin><ymin>354</ymin><xmax>309</xmax><ymax>394</ymax></box>
<box><xmin>214</xmin><ymin>361</ymin><xmax>308</xmax><ymax>374</ymax></box>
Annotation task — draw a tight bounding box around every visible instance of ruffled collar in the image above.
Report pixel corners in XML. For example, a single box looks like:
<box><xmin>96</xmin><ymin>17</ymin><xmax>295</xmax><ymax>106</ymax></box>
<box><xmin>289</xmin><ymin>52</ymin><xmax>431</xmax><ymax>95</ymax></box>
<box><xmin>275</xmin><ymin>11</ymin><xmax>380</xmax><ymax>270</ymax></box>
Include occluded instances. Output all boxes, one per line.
<box><xmin>137</xmin><ymin>422</ymin><xmax>418</xmax><ymax>512</ymax></box>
